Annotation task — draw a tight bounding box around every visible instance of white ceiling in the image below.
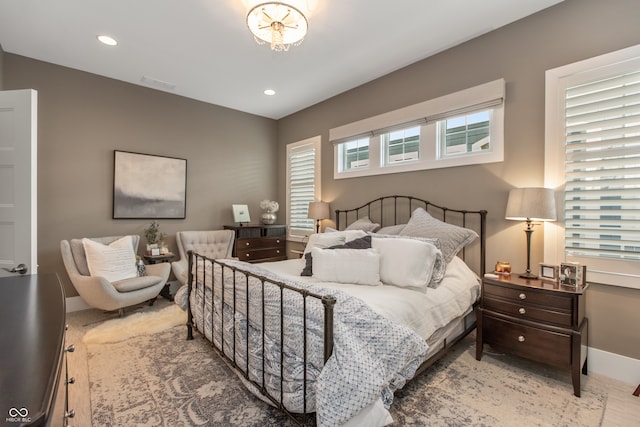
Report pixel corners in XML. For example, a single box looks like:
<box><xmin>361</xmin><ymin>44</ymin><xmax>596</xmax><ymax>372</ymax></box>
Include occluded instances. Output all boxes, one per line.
<box><xmin>0</xmin><ymin>0</ymin><xmax>563</xmax><ymax>119</ymax></box>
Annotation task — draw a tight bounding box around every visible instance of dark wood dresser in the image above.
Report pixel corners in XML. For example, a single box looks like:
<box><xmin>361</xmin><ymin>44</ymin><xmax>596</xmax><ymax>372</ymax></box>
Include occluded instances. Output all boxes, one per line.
<box><xmin>476</xmin><ymin>274</ymin><xmax>588</xmax><ymax>397</ymax></box>
<box><xmin>224</xmin><ymin>224</ymin><xmax>287</xmax><ymax>263</ymax></box>
<box><xmin>0</xmin><ymin>274</ymin><xmax>74</xmax><ymax>426</ymax></box>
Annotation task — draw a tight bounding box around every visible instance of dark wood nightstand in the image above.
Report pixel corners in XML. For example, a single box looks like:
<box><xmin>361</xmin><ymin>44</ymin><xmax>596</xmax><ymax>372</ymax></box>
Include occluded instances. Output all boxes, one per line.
<box><xmin>224</xmin><ymin>224</ymin><xmax>287</xmax><ymax>263</ymax></box>
<box><xmin>143</xmin><ymin>253</ymin><xmax>175</xmax><ymax>300</ymax></box>
<box><xmin>476</xmin><ymin>274</ymin><xmax>588</xmax><ymax>397</ymax></box>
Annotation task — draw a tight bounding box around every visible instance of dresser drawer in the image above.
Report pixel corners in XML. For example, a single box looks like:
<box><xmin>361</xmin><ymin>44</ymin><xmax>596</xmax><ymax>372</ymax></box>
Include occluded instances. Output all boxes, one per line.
<box><xmin>238</xmin><ymin>237</ymin><xmax>285</xmax><ymax>250</ymax></box>
<box><xmin>483</xmin><ymin>282</ymin><xmax>572</xmax><ymax>310</ymax></box>
<box><xmin>483</xmin><ymin>297</ymin><xmax>572</xmax><ymax>327</ymax></box>
<box><xmin>237</xmin><ymin>247</ymin><xmax>286</xmax><ymax>262</ymax></box>
<box><xmin>483</xmin><ymin>314</ymin><xmax>571</xmax><ymax>369</ymax></box>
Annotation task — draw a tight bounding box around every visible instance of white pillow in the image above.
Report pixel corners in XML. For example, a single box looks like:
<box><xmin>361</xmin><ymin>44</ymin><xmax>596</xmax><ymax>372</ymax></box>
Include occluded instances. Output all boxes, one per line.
<box><xmin>312</xmin><ymin>247</ymin><xmax>382</xmax><ymax>286</ymax></box>
<box><xmin>82</xmin><ymin>236</ymin><xmax>138</xmax><ymax>282</ymax></box>
<box><xmin>303</xmin><ymin>233</ymin><xmax>346</xmax><ymax>255</ymax></box>
<box><xmin>371</xmin><ymin>237</ymin><xmax>441</xmax><ymax>292</ymax></box>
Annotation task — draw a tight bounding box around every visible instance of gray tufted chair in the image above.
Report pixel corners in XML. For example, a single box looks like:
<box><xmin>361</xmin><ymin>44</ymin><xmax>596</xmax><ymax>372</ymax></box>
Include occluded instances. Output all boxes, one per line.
<box><xmin>171</xmin><ymin>230</ymin><xmax>236</xmax><ymax>286</ymax></box>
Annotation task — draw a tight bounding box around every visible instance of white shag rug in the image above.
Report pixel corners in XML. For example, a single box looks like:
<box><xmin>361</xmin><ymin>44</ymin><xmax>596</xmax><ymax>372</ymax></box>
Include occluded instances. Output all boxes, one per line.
<box><xmin>82</xmin><ymin>304</ymin><xmax>187</xmax><ymax>344</ymax></box>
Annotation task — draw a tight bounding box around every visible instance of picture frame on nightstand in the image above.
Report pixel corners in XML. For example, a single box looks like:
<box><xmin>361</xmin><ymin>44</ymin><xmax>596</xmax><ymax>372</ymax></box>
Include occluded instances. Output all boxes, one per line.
<box><xmin>539</xmin><ymin>263</ymin><xmax>559</xmax><ymax>283</ymax></box>
<box><xmin>560</xmin><ymin>262</ymin><xmax>587</xmax><ymax>287</ymax></box>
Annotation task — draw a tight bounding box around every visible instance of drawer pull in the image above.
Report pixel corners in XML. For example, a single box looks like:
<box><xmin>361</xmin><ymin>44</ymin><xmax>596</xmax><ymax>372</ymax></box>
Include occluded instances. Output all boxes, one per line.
<box><xmin>67</xmin><ymin>377</ymin><xmax>76</xmax><ymax>385</ymax></box>
<box><xmin>276</xmin><ymin>239</ymin><xmax>280</xmax><ymax>243</ymax></box>
<box><xmin>518</xmin><ymin>307</ymin><xmax>526</xmax><ymax>315</ymax></box>
<box><xmin>245</xmin><ymin>242</ymin><xmax>250</xmax><ymax>246</ymax></box>
<box><xmin>65</xmin><ymin>409</ymin><xmax>75</xmax><ymax>419</ymax></box>
<box><xmin>245</xmin><ymin>253</ymin><xmax>250</xmax><ymax>257</ymax></box>
<box><xmin>65</xmin><ymin>344</ymin><xmax>75</xmax><ymax>353</ymax></box>
<box><xmin>518</xmin><ymin>335</ymin><xmax>525</xmax><ymax>342</ymax></box>
<box><xmin>276</xmin><ymin>250</ymin><xmax>280</xmax><ymax>254</ymax></box>
<box><xmin>519</xmin><ymin>293</ymin><xmax>527</xmax><ymax>300</ymax></box>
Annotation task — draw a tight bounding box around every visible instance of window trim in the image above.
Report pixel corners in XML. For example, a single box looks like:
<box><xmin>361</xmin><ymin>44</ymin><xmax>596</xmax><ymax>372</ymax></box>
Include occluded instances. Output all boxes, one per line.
<box><xmin>330</xmin><ymin>79</ymin><xmax>505</xmax><ymax>179</ymax></box>
<box><xmin>544</xmin><ymin>43</ymin><xmax>640</xmax><ymax>289</ymax></box>
<box><xmin>286</xmin><ymin>136</ymin><xmax>321</xmax><ymax>242</ymax></box>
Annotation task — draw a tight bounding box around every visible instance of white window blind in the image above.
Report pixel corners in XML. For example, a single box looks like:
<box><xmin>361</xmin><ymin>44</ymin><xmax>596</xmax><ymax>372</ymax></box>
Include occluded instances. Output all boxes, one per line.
<box><xmin>287</xmin><ymin>137</ymin><xmax>321</xmax><ymax>237</ymax></box>
<box><xmin>564</xmin><ymin>70</ymin><xmax>640</xmax><ymax>261</ymax></box>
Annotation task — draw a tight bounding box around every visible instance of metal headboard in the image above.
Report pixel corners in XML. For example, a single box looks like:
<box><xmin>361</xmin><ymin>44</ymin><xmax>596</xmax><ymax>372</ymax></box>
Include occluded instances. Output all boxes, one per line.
<box><xmin>334</xmin><ymin>195</ymin><xmax>487</xmax><ymax>276</ymax></box>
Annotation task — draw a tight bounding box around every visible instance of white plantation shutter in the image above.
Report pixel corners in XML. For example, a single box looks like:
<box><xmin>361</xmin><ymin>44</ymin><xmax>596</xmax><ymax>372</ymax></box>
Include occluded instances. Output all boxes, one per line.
<box><xmin>287</xmin><ymin>137</ymin><xmax>321</xmax><ymax>236</ymax></box>
<box><xmin>564</xmin><ymin>70</ymin><xmax>640</xmax><ymax>261</ymax></box>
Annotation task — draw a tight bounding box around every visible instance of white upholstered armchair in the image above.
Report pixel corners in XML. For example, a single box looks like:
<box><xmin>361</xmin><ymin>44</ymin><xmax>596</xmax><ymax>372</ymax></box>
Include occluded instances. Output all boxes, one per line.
<box><xmin>60</xmin><ymin>235</ymin><xmax>170</xmax><ymax>316</ymax></box>
<box><xmin>171</xmin><ymin>230</ymin><xmax>235</xmax><ymax>286</ymax></box>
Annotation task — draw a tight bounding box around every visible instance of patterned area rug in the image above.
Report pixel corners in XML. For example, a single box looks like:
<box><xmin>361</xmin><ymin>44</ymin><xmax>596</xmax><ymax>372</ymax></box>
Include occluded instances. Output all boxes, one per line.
<box><xmin>86</xmin><ymin>326</ymin><xmax>606</xmax><ymax>426</ymax></box>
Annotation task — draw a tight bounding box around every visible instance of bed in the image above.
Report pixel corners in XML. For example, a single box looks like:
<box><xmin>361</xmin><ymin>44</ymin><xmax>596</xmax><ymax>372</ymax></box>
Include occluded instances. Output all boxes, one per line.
<box><xmin>183</xmin><ymin>195</ymin><xmax>487</xmax><ymax>426</ymax></box>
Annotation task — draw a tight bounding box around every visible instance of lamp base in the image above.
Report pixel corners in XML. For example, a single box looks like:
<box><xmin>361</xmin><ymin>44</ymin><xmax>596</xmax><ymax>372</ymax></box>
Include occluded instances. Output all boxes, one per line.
<box><xmin>519</xmin><ymin>271</ymin><xmax>538</xmax><ymax>280</ymax></box>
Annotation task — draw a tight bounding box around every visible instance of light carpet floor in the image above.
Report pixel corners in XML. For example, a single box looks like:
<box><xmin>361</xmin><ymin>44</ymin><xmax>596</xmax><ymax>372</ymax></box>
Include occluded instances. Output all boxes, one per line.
<box><xmin>65</xmin><ymin>301</ymin><xmax>639</xmax><ymax>426</ymax></box>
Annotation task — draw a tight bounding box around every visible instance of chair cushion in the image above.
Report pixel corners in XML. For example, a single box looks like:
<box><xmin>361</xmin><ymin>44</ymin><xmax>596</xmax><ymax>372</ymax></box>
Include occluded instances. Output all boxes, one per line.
<box><xmin>112</xmin><ymin>275</ymin><xmax>163</xmax><ymax>293</ymax></box>
<box><xmin>82</xmin><ymin>236</ymin><xmax>138</xmax><ymax>282</ymax></box>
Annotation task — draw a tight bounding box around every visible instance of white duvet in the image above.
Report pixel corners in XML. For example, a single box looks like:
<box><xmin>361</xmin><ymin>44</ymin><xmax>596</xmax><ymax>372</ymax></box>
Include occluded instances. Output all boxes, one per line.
<box><xmin>258</xmin><ymin>255</ymin><xmax>480</xmax><ymax>340</ymax></box>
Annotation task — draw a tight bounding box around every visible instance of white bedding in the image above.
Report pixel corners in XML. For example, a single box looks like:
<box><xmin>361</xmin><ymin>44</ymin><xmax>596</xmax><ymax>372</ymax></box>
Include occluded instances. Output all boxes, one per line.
<box><xmin>257</xmin><ymin>255</ymin><xmax>480</xmax><ymax>340</ymax></box>
<box><xmin>182</xmin><ymin>254</ymin><xmax>480</xmax><ymax>427</ymax></box>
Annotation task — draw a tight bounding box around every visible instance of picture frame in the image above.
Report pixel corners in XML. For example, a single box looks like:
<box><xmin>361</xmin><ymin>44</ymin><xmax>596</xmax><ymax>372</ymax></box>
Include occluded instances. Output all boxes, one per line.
<box><xmin>539</xmin><ymin>263</ymin><xmax>559</xmax><ymax>282</ymax></box>
<box><xmin>113</xmin><ymin>150</ymin><xmax>187</xmax><ymax>219</ymax></box>
<box><xmin>560</xmin><ymin>262</ymin><xmax>587</xmax><ymax>287</ymax></box>
<box><xmin>232</xmin><ymin>204</ymin><xmax>251</xmax><ymax>223</ymax></box>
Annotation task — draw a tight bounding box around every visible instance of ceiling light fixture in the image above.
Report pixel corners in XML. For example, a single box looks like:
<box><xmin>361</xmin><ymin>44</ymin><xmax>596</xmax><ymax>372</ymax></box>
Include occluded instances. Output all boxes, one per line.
<box><xmin>264</xmin><ymin>89</ymin><xmax>276</xmax><ymax>95</ymax></box>
<box><xmin>97</xmin><ymin>35</ymin><xmax>118</xmax><ymax>46</ymax></box>
<box><xmin>246</xmin><ymin>2</ymin><xmax>308</xmax><ymax>51</ymax></box>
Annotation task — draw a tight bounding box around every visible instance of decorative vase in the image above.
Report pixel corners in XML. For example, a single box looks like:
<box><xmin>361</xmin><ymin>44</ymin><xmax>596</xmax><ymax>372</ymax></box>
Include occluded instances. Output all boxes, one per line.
<box><xmin>261</xmin><ymin>210</ymin><xmax>276</xmax><ymax>225</ymax></box>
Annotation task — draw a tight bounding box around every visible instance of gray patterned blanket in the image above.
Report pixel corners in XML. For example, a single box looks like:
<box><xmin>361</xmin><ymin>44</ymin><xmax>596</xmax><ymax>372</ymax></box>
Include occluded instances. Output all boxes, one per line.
<box><xmin>188</xmin><ymin>257</ymin><xmax>429</xmax><ymax>427</ymax></box>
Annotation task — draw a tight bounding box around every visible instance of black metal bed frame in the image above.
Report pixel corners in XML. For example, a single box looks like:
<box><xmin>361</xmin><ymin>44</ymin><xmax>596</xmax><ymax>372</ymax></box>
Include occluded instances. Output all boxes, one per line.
<box><xmin>186</xmin><ymin>195</ymin><xmax>487</xmax><ymax>426</ymax></box>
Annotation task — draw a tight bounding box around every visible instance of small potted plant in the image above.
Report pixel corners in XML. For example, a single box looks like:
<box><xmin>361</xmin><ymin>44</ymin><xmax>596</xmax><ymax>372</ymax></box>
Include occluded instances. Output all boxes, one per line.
<box><xmin>143</xmin><ymin>220</ymin><xmax>166</xmax><ymax>255</ymax></box>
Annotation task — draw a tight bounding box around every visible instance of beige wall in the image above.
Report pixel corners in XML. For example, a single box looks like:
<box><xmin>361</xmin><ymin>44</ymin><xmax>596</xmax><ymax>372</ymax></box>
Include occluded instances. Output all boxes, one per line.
<box><xmin>3</xmin><ymin>54</ymin><xmax>278</xmax><ymax>298</ymax></box>
<box><xmin>276</xmin><ymin>0</ymin><xmax>640</xmax><ymax>359</ymax></box>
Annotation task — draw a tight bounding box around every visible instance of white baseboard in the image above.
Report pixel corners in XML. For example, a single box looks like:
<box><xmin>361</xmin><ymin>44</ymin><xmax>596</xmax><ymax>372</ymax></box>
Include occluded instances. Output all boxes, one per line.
<box><xmin>589</xmin><ymin>346</ymin><xmax>640</xmax><ymax>386</ymax></box>
<box><xmin>66</xmin><ymin>296</ymin><xmax>91</xmax><ymax>312</ymax></box>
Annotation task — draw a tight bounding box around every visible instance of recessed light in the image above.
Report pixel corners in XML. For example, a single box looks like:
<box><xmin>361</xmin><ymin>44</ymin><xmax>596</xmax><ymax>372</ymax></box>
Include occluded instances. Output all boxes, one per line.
<box><xmin>264</xmin><ymin>89</ymin><xmax>276</xmax><ymax>96</ymax></box>
<box><xmin>97</xmin><ymin>35</ymin><xmax>118</xmax><ymax>46</ymax></box>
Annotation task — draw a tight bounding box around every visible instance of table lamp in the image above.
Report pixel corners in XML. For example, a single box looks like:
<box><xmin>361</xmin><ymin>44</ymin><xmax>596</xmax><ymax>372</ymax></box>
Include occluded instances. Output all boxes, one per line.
<box><xmin>308</xmin><ymin>201</ymin><xmax>330</xmax><ymax>233</ymax></box>
<box><xmin>505</xmin><ymin>187</ymin><xmax>556</xmax><ymax>279</ymax></box>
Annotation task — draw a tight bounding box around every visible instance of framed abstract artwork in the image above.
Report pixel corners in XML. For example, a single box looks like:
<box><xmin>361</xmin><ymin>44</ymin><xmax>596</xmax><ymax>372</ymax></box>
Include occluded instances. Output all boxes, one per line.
<box><xmin>113</xmin><ymin>150</ymin><xmax>187</xmax><ymax>219</ymax></box>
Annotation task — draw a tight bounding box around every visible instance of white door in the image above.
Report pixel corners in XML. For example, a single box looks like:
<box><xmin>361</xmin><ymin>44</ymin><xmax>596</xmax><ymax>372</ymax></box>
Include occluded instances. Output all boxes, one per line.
<box><xmin>0</xmin><ymin>89</ymin><xmax>37</xmax><ymax>277</ymax></box>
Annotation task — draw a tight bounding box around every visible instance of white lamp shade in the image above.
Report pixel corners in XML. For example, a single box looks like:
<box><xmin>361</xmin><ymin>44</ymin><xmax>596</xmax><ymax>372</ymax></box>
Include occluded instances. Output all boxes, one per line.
<box><xmin>505</xmin><ymin>187</ymin><xmax>556</xmax><ymax>221</ymax></box>
<box><xmin>308</xmin><ymin>201</ymin><xmax>330</xmax><ymax>220</ymax></box>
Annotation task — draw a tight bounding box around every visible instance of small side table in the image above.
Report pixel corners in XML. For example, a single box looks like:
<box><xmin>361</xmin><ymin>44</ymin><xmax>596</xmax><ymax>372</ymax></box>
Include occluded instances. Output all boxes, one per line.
<box><xmin>143</xmin><ymin>253</ymin><xmax>175</xmax><ymax>300</ymax></box>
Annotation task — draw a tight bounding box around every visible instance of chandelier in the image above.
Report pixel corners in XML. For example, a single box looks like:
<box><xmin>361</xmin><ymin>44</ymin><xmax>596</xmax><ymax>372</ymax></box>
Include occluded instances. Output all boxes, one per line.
<box><xmin>246</xmin><ymin>2</ymin><xmax>308</xmax><ymax>51</ymax></box>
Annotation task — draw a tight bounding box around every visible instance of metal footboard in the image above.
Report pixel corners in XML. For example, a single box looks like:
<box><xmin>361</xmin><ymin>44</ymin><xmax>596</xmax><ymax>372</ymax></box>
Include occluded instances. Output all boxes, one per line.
<box><xmin>186</xmin><ymin>250</ymin><xmax>335</xmax><ymax>425</ymax></box>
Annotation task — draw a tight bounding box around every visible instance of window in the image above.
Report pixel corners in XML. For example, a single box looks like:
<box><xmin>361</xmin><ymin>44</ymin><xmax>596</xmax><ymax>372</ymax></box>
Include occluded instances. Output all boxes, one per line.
<box><xmin>286</xmin><ymin>136</ymin><xmax>321</xmax><ymax>240</ymax></box>
<box><xmin>339</xmin><ymin>137</ymin><xmax>369</xmax><ymax>171</ymax></box>
<box><xmin>545</xmin><ymin>44</ymin><xmax>640</xmax><ymax>288</ymax></box>
<box><xmin>330</xmin><ymin>79</ymin><xmax>505</xmax><ymax>179</ymax></box>
<box><xmin>439</xmin><ymin>110</ymin><xmax>492</xmax><ymax>158</ymax></box>
<box><xmin>383</xmin><ymin>126</ymin><xmax>420</xmax><ymax>165</ymax></box>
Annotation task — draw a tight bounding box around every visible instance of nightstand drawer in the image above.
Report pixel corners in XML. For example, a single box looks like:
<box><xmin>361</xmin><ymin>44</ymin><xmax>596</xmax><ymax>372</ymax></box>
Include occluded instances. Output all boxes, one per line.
<box><xmin>483</xmin><ymin>282</ymin><xmax>571</xmax><ymax>310</ymax></box>
<box><xmin>483</xmin><ymin>297</ymin><xmax>572</xmax><ymax>326</ymax></box>
<box><xmin>483</xmin><ymin>314</ymin><xmax>571</xmax><ymax>369</ymax></box>
<box><xmin>238</xmin><ymin>237</ymin><xmax>285</xmax><ymax>250</ymax></box>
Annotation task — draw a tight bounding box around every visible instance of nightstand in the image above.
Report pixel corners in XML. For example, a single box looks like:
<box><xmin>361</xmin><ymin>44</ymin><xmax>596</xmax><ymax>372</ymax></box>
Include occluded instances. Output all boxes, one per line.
<box><xmin>476</xmin><ymin>274</ymin><xmax>588</xmax><ymax>397</ymax></box>
<box><xmin>224</xmin><ymin>224</ymin><xmax>287</xmax><ymax>263</ymax></box>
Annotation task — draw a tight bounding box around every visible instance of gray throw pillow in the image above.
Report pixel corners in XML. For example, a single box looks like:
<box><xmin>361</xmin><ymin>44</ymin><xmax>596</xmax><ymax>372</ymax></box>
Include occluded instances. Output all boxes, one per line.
<box><xmin>399</xmin><ymin>207</ymin><xmax>478</xmax><ymax>263</ymax></box>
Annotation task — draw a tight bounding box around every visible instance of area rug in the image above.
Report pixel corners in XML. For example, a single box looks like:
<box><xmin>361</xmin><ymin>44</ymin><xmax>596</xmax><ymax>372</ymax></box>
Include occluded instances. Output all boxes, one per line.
<box><xmin>82</xmin><ymin>304</ymin><xmax>186</xmax><ymax>344</ymax></box>
<box><xmin>86</xmin><ymin>325</ymin><xmax>607</xmax><ymax>426</ymax></box>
